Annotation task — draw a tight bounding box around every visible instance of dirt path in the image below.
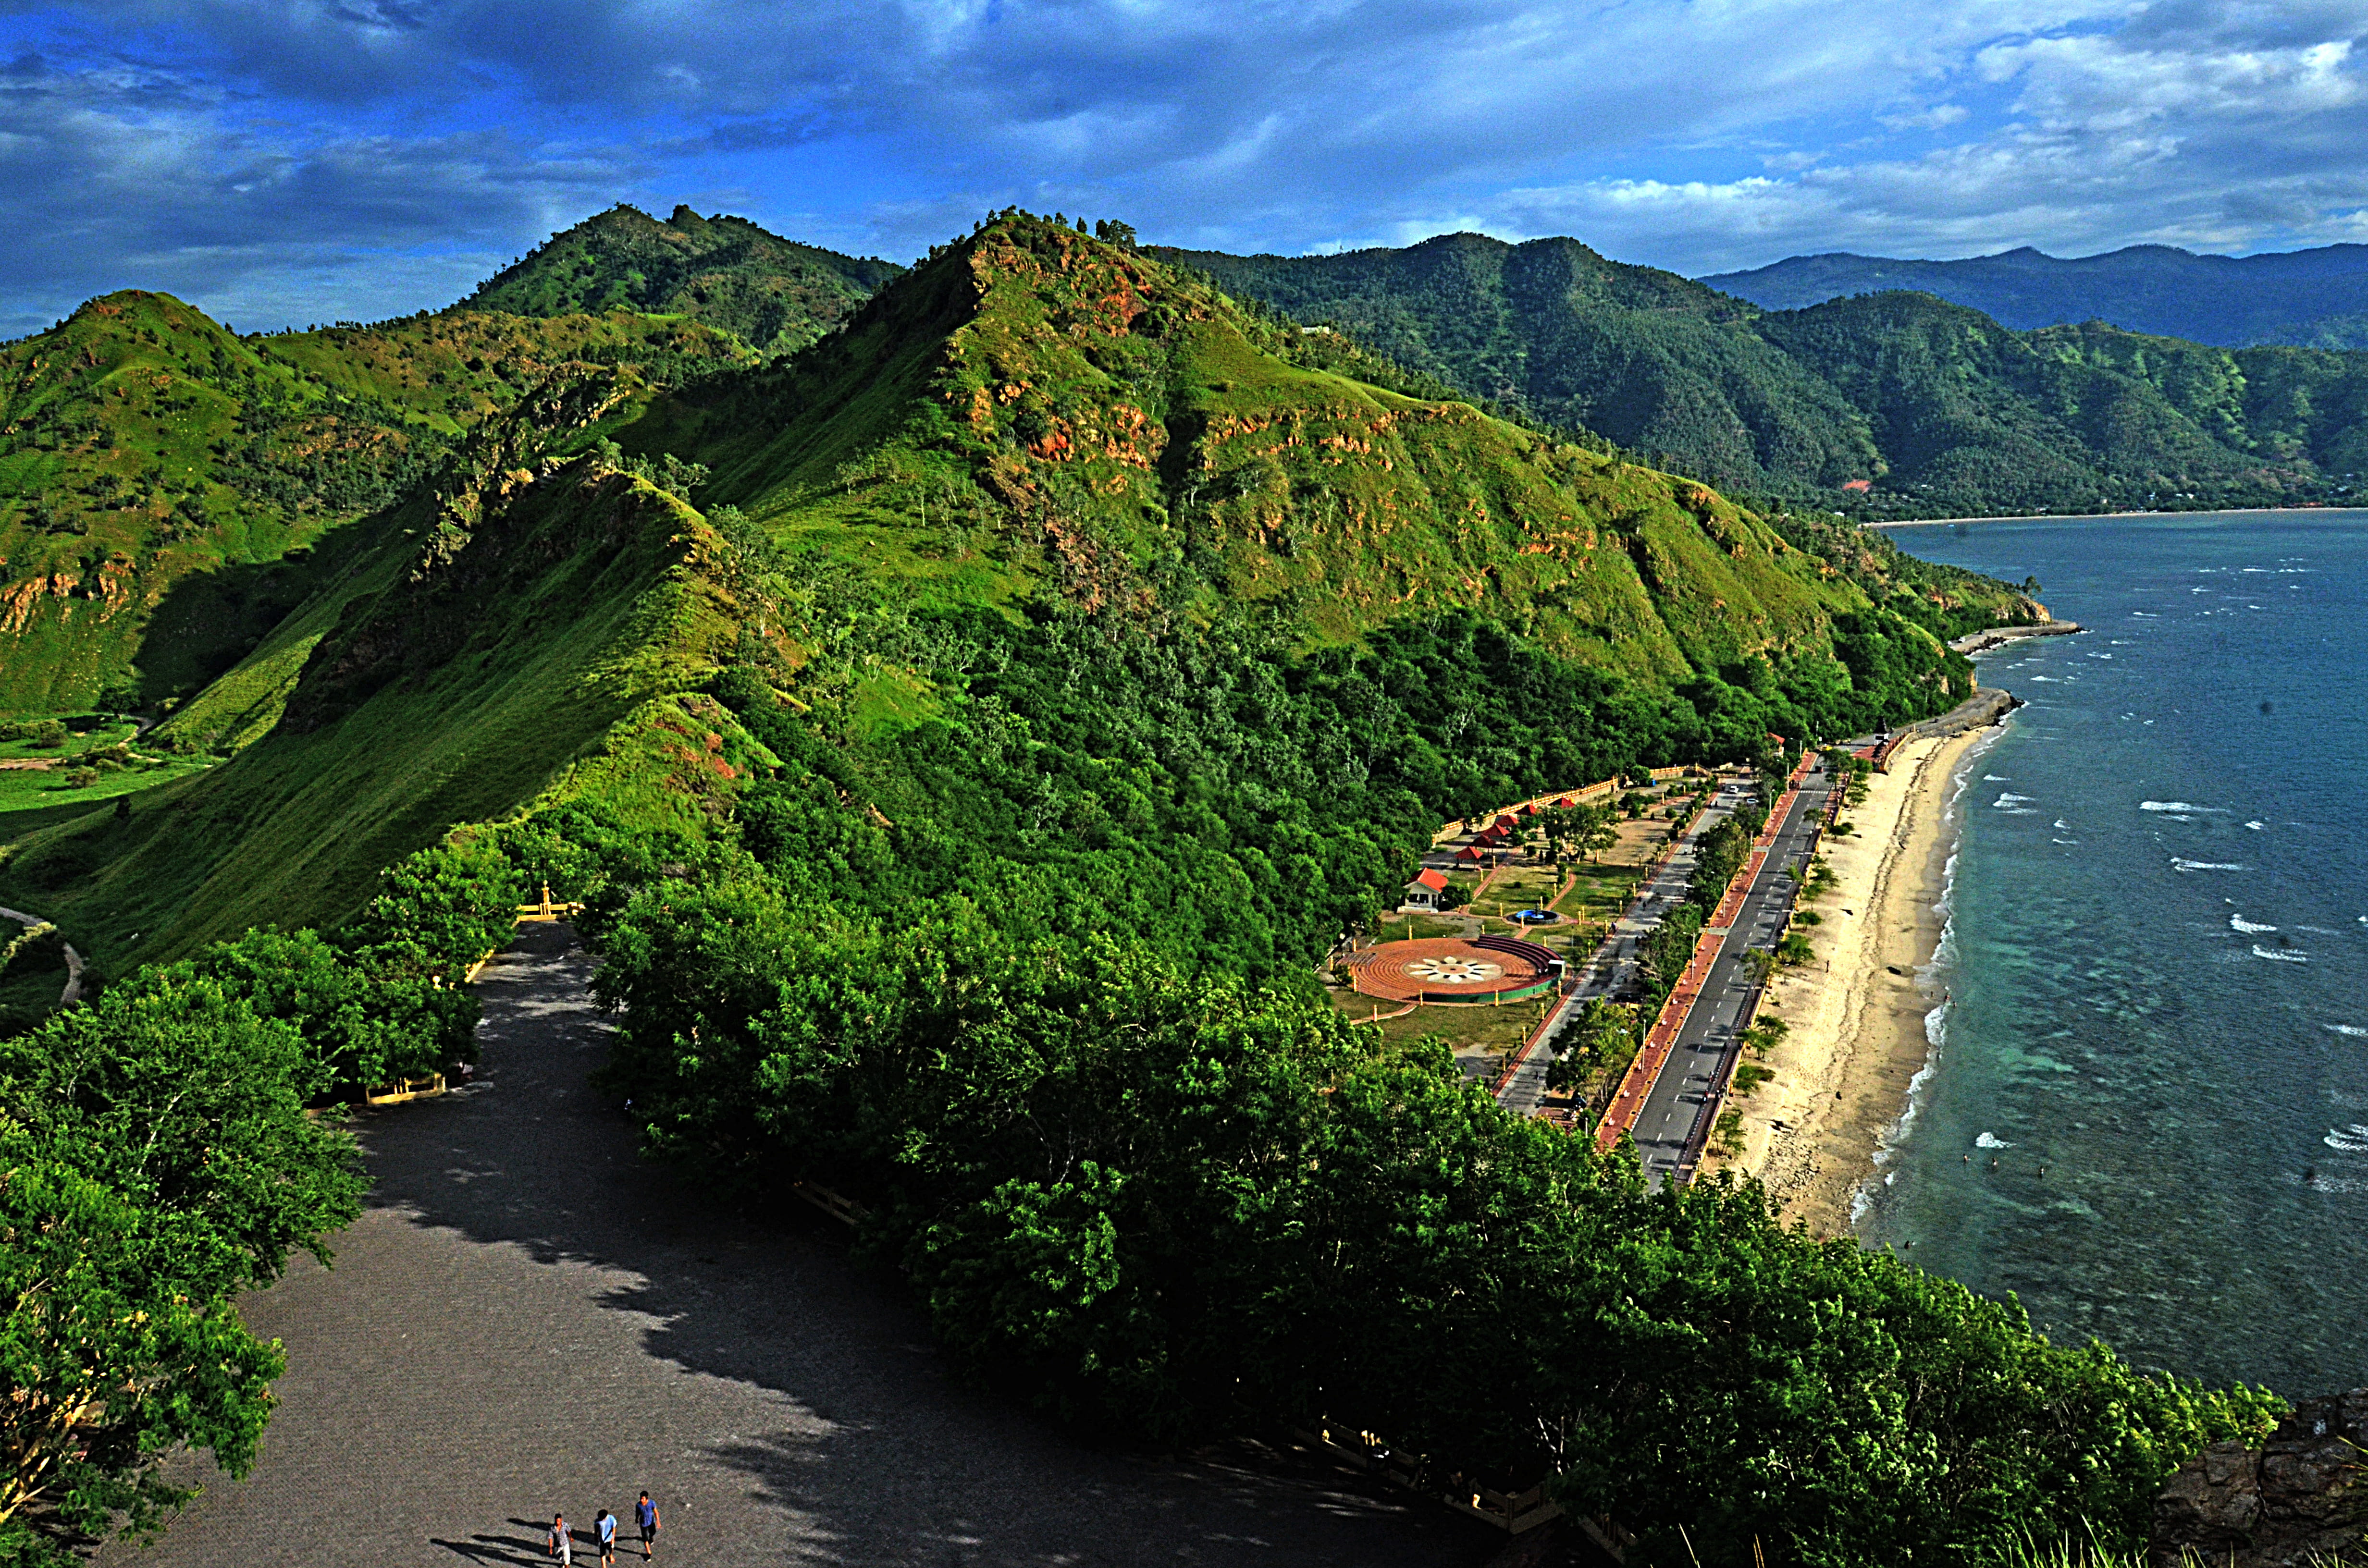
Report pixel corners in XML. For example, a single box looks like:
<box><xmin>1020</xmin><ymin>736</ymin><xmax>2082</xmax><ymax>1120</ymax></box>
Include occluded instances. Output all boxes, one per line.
<box><xmin>105</xmin><ymin>921</ymin><xmax>1493</xmax><ymax>1568</ymax></box>
<box><xmin>0</xmin><ymin>904</ymin><xmax>82</xmax><ymax>1004</ymax></box>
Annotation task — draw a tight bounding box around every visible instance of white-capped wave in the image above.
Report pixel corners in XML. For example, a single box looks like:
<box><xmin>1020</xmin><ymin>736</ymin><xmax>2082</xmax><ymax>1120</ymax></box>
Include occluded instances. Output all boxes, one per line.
<box><xmin>2325</xmin><ymin>1125</ymin><xmax>2368</xmax><ymax>1154</ymax></box>
<box><xmin>2053</xmin><ymin>818</ymin><xmax>2071</xmax><ymax>829</ymax></box>
<box><xmin>2297</xmin><ymin>925</ymin><xmax>2341</xmax><ymax>934</ymax></box>
<box><xmin>2327</xmin><ymin>1024</ymin><xmax>2368</xmax><ymax>1039</ymax></box>
<box><xmin>2245</xmin><ymin>821</ymin><xmax>2265</xmax><ymax>830</ymax></box>
<box><xmin>1994</xmin><ymin>792</ymin><xmax>2033</xmax><ymax>805</ymax></box>
<box><xmin>2231</xmin><ymin>915</ymin><xmax>2277</xmax><ymax>934</ymax></box>
<box><xmin>2142</xmin><ymin>800</ymin><xmax>2225</xmax><ymax>813</ymax></box>
<box><xmin>2052</xmin><ymin>837</ymin><xmax>2079</xmax><ymax>845</ymax></box>
<box><xmin>2172</xmin><ymin>858</ymin><xmax>2245</xmax><ymax>872</ymax></box>
<box><xmin>1984</xmin><ymin>773</ymin><xmax>2010</xmax><ymax>781</ymax></box>
<box><xmin>2132</xmin><ymin>612</ymin><xmax>2158</xmax><ymax>617</ymax></box>
<box><xmin>2255</xmin><ymin>944</ymin><xmax>2308</xmax><ymax>963</ymax></box>
<box><xmin>1974</xmin><ymin>1131</ymin><xmax>2012</xmax><ymax>1149</ymax></box>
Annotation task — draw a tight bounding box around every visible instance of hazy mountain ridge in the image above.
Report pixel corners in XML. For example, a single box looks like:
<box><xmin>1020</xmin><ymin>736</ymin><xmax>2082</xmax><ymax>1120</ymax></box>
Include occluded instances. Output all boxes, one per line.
<box><xmin>1705</xmin><ymin>243</ymin><xmax>2368</xmax><ymax>350</ymax></box>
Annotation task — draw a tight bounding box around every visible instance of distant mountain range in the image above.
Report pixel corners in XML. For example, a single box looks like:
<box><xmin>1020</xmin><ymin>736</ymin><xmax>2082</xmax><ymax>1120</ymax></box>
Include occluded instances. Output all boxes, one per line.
<box><xmin>1702</xmin><ymin>245</ymin><xmax>2368</xmax><ymax>350</ymax></box>
<box><xmin>1158</xmin><ymin>233</ymin><xmax>2368</xmax><ymax>520</ymax></box>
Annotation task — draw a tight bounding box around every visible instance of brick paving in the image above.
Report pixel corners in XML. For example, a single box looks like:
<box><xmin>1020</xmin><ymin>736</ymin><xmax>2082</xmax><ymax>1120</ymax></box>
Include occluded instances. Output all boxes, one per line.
<box><xmin>109</xmin><ymin>922</ymin><xmax>1494</xmax><ymax>1568</ymax></box>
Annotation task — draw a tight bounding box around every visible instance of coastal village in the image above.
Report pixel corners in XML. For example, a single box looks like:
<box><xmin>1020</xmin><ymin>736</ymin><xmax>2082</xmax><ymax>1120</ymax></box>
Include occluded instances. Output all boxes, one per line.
<box><xmin>1331</xmin><ymin>647</ymin><xmax>2040</xmax><ymax>1213</ymax></box>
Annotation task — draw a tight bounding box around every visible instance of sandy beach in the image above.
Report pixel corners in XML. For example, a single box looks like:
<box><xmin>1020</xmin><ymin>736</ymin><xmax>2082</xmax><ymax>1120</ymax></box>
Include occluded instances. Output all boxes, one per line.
<box><xmin>1703</xmin><ymin>724</ymin><xmax>1998</xmax><ymax>1234</ymax></box>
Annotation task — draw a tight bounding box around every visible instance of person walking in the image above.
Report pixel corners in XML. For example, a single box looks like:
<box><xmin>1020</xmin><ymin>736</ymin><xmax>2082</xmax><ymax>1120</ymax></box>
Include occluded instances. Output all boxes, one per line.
<box><xmin>634</xmin><ymin>1493</ymin><xmax>660</xmax><ymax>1560</ymax></box>
<box><xmin>548</xmin><ymin>1514</ymin><xmax>571</xmax><ymax>1566</ymax></box>
<box><xmin>596</xmin><ymin>1508</ymin><xmax>617</xmax><ymax>1567</ymax></box>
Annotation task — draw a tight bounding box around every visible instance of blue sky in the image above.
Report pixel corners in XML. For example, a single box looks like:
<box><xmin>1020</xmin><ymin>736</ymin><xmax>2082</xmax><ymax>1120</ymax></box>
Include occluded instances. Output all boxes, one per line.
<box><xmin>4</xmin><ymin>0</ymin><xmax>2367</xmax><ymax>335</ymax></box>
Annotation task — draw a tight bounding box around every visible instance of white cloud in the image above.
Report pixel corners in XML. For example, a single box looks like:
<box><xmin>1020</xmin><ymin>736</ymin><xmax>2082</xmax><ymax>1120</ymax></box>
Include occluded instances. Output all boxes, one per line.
<box><xmin>4</xmin><ymin>0</ymin><xmax>2368</xmax><ymax>317</ymax></box>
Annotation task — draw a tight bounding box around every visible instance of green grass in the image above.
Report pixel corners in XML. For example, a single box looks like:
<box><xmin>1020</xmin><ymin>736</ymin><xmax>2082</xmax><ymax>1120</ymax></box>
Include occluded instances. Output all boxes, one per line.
<box><xmin>0</xmin><ymin>291</ymin><xmax>751</xmax><ymax>714</ymax></box>
<box><xmin>0</xmin><ymin>463</ymin><xmax>754</xmax><ymax>974</ymax></box>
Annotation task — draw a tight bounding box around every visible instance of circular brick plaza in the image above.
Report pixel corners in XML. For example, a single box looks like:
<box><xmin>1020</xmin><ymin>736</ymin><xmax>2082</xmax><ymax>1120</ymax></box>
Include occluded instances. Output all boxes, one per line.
<box><xmin>1347</xmin><ymin>935</ymin><xmax>1561</xmax><ymax>1005</ymax></box>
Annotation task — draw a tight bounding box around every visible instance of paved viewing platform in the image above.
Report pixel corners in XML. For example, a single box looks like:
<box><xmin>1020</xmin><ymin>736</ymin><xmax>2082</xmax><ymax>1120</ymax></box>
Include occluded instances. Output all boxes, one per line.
<box><xmin>107</xmin><ymin>923</ymin><xmax>1496</xmax><ymax>1568</ymax></box>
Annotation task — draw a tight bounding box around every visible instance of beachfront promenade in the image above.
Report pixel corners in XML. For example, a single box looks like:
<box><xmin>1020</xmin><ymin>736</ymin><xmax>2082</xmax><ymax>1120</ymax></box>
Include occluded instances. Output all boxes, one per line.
<box><xmin>107</xmin><ymin>922</ymin><xmax>1496</xmax><ymax>1568</ymax></box>
<box><xmin>1609</xmin><ymin>758</ymin><xmax>1833</xmax><ymax>1185</ymax></box>
<box><xmin>1495</xmin><ymin>779</ymin><xmax>1754</xmax><ymax>1118</ymax></box>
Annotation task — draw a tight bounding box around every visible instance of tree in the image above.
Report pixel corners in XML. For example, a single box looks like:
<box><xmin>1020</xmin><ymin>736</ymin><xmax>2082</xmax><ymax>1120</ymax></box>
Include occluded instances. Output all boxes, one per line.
<box><xmin>0</xmin><ymin>971</ymin><xmax>365</xmax><ymax>1562</ymax></box>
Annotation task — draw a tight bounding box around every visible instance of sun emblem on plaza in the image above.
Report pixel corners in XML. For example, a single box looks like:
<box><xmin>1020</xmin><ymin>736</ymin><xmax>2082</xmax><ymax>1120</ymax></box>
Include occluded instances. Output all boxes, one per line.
<box><xmin>1405</xmin><ymin>956</ymin><xmax>1504</xmax><ymax>983</ymax></box>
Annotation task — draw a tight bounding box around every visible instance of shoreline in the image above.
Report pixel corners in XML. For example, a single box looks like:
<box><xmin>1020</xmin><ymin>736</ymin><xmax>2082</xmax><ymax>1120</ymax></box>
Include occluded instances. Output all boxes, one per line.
<box><xmin>1869</xmin><ymin>503</ymin><xmax>2368</xmax><ymax>528</ymax></box>
<box><xmin>1704</xmin><ymin>723</ymin><xmax>1998</xmax><ymax>1234</ymax></box>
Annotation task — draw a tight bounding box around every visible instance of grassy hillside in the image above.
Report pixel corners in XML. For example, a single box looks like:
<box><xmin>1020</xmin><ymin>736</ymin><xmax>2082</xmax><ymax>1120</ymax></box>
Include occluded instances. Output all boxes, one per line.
<box><xmin>458</xmin><ymin>204</ymin><xmax>905</xmax><ymax>355</ymax></box>
<box><xmin>1160</xmin><ymin>233</ymin><xmax>2368</xmax><ymax>518</ymax></box>
<box><xmin>0</xmin><ymin>372</ymin><xmax>766</xmax><ymax>977</ymax></box>
<box><xmin>0</xmin><ymin>215</ymin><xmax>2026</xmax><ymax>988</ymax></box>
<box><xmin>1706</xmin><ymin>243</ymin><xmax>2368</xmax><ymax>350</ymax></box>
<box><xmin>628</xmin><ymin>216</ymin><xmax>1967</xmax><ymax>686</ymax></box>
<box><xmin>0</xmin><ymin>293</ymin><xmax>751</xmax><ymax>713</ymax></box>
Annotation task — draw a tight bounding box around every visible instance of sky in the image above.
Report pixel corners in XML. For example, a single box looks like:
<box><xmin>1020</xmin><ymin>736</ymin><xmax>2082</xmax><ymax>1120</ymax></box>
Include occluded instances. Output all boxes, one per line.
<box><xmin>3</xmin><ymin>0</ymin><xmax>2368</xmax><ymax>336</ymax></box>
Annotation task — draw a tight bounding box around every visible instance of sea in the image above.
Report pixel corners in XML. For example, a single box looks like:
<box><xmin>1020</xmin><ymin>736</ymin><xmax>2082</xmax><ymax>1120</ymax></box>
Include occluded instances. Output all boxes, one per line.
<box><xmin>1862</xmin><ymin>510</ymin><xmax>2367</xmax><ymax>1396</ymax></box>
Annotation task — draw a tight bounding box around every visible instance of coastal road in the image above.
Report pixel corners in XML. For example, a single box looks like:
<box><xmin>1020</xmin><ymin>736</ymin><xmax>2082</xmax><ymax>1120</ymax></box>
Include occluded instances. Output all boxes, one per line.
<box><xmin>1624</xmin><ymin>760</ymin><xmax>1834</xmax><ymax>1186</ymax></box>
<box><xmin>1498</xmin><ymin>781</ymin><xmax>1754</xmax><ymax>1118</ymax></box>
<box><xmin>104</xmin><ymin>922</ymin><xmax>1497</xmax><ymax>1568</ymax></box>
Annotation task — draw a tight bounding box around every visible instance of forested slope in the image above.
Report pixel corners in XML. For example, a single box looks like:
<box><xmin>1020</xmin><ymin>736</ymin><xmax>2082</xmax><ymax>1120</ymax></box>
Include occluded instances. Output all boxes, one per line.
<box><xmin>1164</xmin><ymin>233</ymin><xmax>2368</xmax><ymax>518</ymax></box>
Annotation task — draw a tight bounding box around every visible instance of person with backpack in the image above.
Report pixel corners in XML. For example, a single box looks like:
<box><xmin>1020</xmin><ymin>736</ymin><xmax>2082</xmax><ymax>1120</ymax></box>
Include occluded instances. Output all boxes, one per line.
<box><xmin>634</xmin><ymin>1493</ymin><xmax>660</xmax><ymax>1559</ymax></box>
<box><xmin>596</xmin><ymin>1508</ymin><xmax>617</xmax><ymax>1567</ymax></box>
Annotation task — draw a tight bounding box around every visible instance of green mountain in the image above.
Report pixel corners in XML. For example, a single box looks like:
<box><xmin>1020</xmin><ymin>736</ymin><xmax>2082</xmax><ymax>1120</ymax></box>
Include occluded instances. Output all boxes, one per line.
<box><xmin>1705</xmin><ymin>243</ymin><xmax>2368</xmax><ymax>350</ymax></box>
<box><xmin>0</xmin><ymin>293</ymin><xmax>752</xmax><ymax>713</ymax></box>
<box><xmin>456</xmin><ymin>204</ymin><xmax>905</xmax><ymax>355</ymax></box>
<box><xmin>1159</xmin><ymin>233</ymin><xmax>2368</xmax><ymax>518</ymax></box>
<box><xmin>0</xmin><ymin>215</ymin><xmax>2026</xmax><ymax>987</ymax></box>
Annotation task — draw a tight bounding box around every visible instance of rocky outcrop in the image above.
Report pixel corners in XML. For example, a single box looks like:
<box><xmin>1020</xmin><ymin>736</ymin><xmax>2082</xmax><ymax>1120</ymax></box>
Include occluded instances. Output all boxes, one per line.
<box><xmin>2153</xmin><ymin>1390</ymin><xmax>2368</xmax><ymax>1568</ymax></box>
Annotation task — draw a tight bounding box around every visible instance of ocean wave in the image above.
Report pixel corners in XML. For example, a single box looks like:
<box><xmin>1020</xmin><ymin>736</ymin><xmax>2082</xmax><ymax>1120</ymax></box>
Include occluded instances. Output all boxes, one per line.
<box><xmin>2052</xmin><ymin>837</ymin><xmax>2079</xmax><ymax>845</ymax></box>
<box><xmin>2231</xmin><ymin>915</ymin><xmax>2278</xmax><ymax>934</ymax></box>
<box><xmin>1984</xmin><ymin>773</ymin><xmax>2010</xmax><ymax>782</ymax></box>
<box><xmin>2131</xmin><ymin>612</ymin><xmax>2158</xmax><ymax>617</ymax></box>
<box><xmin>1994</xmin><ymin>792</ymin><xmax>2034</xmax><ymax>805</ymax></box>
<box><xmin>2172</xmin><ymin>858</ymin><xmax>2245</xmax><ymax>871</ymax></box>
<box><xmin>2327</xmin><ymin>1024</ymin><xmax>2368</xmax><ymax>1038</ymax></box>
<box><xmin>1974</xmin><ymin>1131</ymin><xmax>2012</xmax><ymax>1149</ymax></box>
<box><xmin>2245</xmin><ymin>820</ymin><xmax>2266</xmax><ymax>830</ymax></box>
<box><xmin>2053</xmin><ymin>819</ymin><xmax>2071</xmax><ymax>830</ymax></box>
<box><xmin>2254</xmin><ymin>944</ymin><xmax>2308</xmax><ymax>963</ymax></box>
<box><xmin>2296</xmin><ymin>925</ymin><xmax>2341</xmax><ymax>934</ymax></box>
<box><xmin>2142</xmin><ymin>800</ymin><xmax>2226</xmax><ymax>813</ymax></box>
<box><xmin>2325</xmin><ymin>1125</ymin><xmax>2368</xmax><ymax>1154</ymax></box>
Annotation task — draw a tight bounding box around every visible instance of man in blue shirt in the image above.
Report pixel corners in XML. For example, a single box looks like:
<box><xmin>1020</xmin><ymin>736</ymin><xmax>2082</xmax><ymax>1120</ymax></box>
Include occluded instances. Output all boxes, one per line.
<box><xmin>634</xmin><ymin>1493</ymin><xmax>660</xmax><ymax>1559</ymax></box>
<box><xmin>595</xmin><ymin>1508</ymin><xmax>617</xmax><ymax>1567</ymax></box>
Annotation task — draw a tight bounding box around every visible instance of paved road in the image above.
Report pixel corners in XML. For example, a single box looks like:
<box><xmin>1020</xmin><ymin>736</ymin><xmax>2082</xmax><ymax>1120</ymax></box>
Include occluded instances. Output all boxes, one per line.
<box><xmin>108</xmin><ymin>922</ymin><xmax>1496</xmax><ymax>1568</ymax></box>
<box><xmin>1497</xmin><ymin>783</ymin><xmax>1753</xmax><ymax>1118</ymax></box>
<box><xmin>1625</xmin><ymin>762</ymin><xmax>1834</xmax><ymax>1186</ymax></box>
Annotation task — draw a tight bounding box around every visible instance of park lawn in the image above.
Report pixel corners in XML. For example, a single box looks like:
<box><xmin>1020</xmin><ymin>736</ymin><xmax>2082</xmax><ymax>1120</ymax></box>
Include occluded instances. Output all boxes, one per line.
<box><xmin>0</xmin><ymin>751</ymin><xmax>220</xmax><ymax>818</ymax></box>
<box><xmin>1331</xmin><ymin>988</ymin><xmax>1550</xmax><ymax>1068</ymax></box>
<box><xmin>1470</xmin><ymin>861</ymin><xmax>1561</xmax><ymax>921</ymax></box>
<box><xmin>1379</xmin><ymin>912</ymin><xmax>1470</xmax><ymax>942</ymax></box>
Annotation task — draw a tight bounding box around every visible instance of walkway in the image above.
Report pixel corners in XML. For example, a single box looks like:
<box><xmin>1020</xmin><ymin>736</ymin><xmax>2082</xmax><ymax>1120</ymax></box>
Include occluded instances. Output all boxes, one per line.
<box><xmin>1495</xmin><ymin>782</ymin><xmax>1752</xmax><ymax>1118</ymax></box>
<box><xmin>106</xmin><ymin>923</ymin><xmax>1495</xmax><ymax>1568</ymax></box>
<box><xmin>1614</xmin><ymin>760</ymin><xmax>1834</xmax><ymax>1187</ymax></box>
<box><xmin>0</xmin><ymin>903</ymin><xmax>82</xmax><ymax>1004</ymax></box>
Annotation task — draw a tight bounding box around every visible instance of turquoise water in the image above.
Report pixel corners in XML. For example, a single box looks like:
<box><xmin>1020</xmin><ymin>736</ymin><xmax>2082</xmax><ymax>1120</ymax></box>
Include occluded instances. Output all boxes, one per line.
<box><xmin>1870</xmin><ymin>512</ymin><xmax>2367</xmax><ymax>1396</ymax></box>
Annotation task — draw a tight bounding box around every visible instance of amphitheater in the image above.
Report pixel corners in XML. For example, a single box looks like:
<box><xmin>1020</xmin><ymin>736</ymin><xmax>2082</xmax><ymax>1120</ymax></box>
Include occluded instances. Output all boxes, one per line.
<box><xmin>1343</xmin><ymin>934</ymin><xmax>1562</xmax><ymax>1005</ymax></box>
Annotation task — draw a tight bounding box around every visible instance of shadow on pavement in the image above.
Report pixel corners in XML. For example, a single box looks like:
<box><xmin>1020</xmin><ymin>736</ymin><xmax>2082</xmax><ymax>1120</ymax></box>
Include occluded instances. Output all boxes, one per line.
<box><xmin>122</xmin><ymin>920</ymin><xmax>1499</xmax><ymax>1567</ymax></box>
